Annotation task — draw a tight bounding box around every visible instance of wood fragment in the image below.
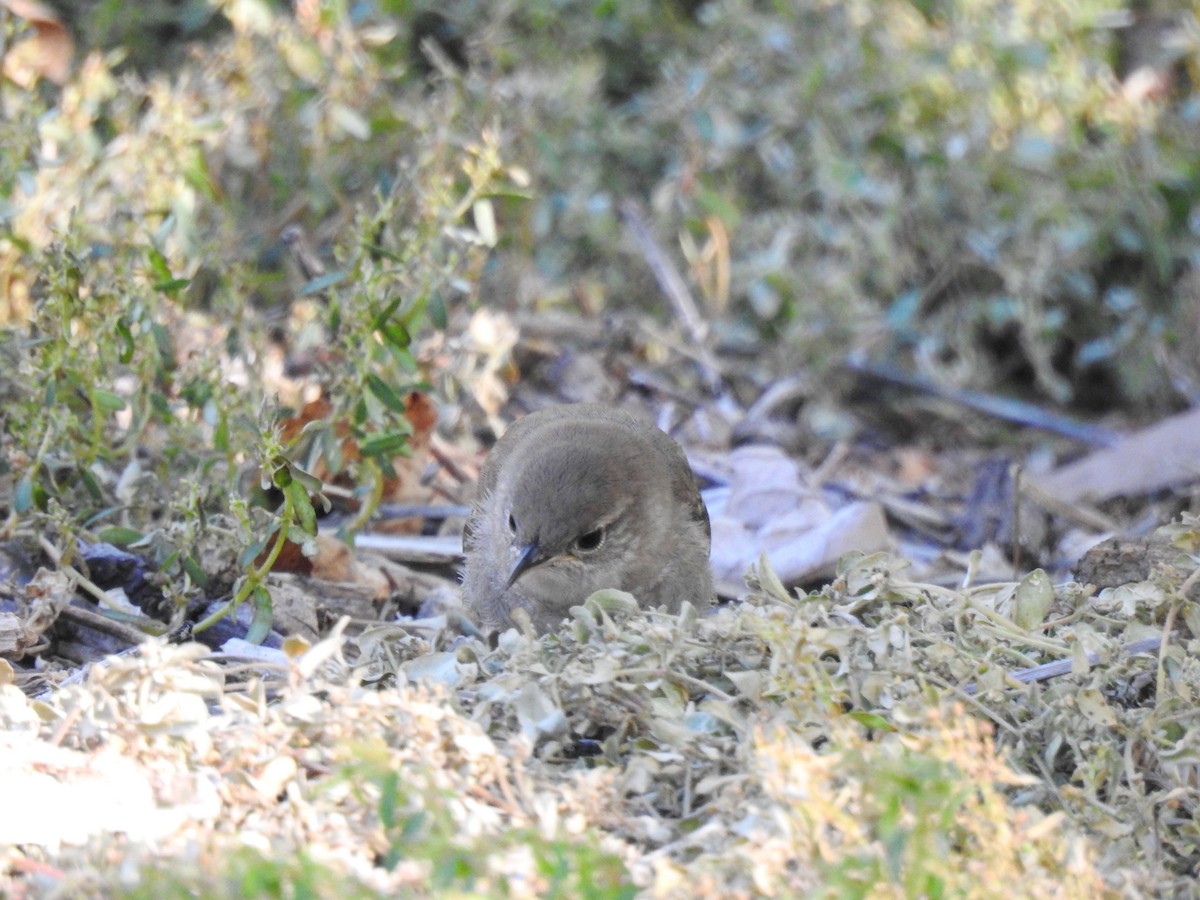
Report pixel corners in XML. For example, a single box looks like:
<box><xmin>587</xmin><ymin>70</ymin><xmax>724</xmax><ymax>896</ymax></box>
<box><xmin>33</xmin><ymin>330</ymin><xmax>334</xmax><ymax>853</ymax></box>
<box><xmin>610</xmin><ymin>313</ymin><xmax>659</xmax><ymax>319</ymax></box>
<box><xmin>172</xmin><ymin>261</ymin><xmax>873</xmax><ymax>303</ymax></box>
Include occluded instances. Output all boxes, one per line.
<box><xmin>351</xmin><ymin>532</ymin><xmax>464</xmax><ymax>564</ymax></box>
<box><xmin>1034</xmin><ymin>406</ymin><xmax>1200</xmax><ymax>503</ymax></box>
<box><xmin>965</xmin><ymin>635</ymin><xmax>1164</xmax><ymax>694</ymax></box>
<box><xmin>845</xmin><ymin>358</ymin><xmax>1120</xmax><ymax>446</ymax></box>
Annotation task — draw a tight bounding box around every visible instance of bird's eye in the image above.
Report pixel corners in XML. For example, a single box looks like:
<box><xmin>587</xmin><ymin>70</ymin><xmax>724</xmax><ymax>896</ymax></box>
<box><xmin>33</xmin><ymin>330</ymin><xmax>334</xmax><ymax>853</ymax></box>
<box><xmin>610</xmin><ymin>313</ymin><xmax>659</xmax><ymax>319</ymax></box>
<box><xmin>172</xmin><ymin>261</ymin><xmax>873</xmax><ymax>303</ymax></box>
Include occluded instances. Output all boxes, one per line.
<box><xmin>574</xmin><ymin>527</ymin><xmax>605</xmax><ymax>553</ymax></box>
<box><xmin>507</xmin><ymin>513</ymin><xmax>517</xmax><ymax>534</ymax></box>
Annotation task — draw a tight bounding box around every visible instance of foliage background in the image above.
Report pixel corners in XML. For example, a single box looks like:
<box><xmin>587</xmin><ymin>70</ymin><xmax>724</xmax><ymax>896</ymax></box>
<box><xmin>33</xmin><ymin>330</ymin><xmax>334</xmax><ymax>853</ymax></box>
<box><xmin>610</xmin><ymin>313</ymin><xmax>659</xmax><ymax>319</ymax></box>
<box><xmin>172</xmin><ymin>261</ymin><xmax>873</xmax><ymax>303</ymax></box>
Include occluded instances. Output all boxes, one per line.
<box><xmin>2</xmin><ymin>0</ymin><xmax>1199</xmax><ymax>894</ymax></box>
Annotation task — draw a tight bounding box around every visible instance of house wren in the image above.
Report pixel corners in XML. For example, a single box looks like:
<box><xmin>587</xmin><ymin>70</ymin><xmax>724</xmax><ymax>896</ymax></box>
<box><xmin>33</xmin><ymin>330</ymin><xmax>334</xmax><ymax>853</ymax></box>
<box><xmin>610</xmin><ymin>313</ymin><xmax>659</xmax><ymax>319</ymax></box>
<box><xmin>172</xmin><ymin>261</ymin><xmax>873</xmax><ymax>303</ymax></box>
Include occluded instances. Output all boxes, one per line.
<box><xmin>462</xmin><ymin>404</ymin><xmax>713</xmax><ymax>634</ymax></box>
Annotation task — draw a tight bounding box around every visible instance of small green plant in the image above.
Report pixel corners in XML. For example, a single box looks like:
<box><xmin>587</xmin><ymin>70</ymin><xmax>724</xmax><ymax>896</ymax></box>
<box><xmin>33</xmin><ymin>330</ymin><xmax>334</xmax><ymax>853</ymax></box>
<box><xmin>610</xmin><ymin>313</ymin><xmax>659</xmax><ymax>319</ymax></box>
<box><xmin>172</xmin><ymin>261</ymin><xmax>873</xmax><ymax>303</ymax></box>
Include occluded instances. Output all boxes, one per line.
<box><xmin>127</xmin><ymin>847</ymin><xmax>382</xmax><ymax>900</ymax></box>
<box><xmin>358</xmin><ymin>754</ymin><xmax>637</xmax><ymax>898</ymax></box>
<box><xmin>0</xmin><ymin>3</ymin><xmax>514</xmax><ymax>640</ymax></box>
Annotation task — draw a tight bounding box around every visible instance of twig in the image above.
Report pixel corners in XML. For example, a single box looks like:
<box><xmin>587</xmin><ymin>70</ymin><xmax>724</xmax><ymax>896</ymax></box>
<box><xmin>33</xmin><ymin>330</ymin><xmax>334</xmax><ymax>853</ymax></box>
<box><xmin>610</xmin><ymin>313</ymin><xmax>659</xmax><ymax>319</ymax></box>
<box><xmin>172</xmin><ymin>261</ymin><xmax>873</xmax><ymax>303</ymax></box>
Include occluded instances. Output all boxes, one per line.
<box><xmin>58</xmin><ymin>604</ymin><xmax>154</xmax><ymax>645</ymax></box>
<box><xmin>1156</xmin><ymin>604</ymin><xmax>1179</xmax><ymax>701</ymax></box>
<box><xmin>37</xmin><ymin>535</ymin><xmax>157</xmax><ymax>629</ymax></box>
<box><xmin>373</xmin><ymin>503</ymin><xmax>471</xmax><ymax>521</ymax></box>
<box><xmin>615</xmin><ymin>666</ymin><xmax>736</xmax><ymax>703</ymax></box>
<box><xmin>1018</xmin><ymin>476</ymin><xmax>1120</xmax><ymax>533</ymax></box>
<box><xmin>619</xmin><ymin>200</ymin><xmax>723</xmax><ymax>394</ymax></box>
<box><xmin>430</xmin><ymin>433</ymin><xmax>474</xmax><ymax>484</ymax></box>
<box><xmin>844</xmin><ymin>357</ymin><xmax>1120</xmax><ymax>447</ymax></box>
<box><xmin>964</xmin><ymin>635</ymin><xmax>1164</xmax><ymax>694</ymax></box>
<box><xmin>1011</xmin><ymin>463</ymin><xmax>1023</xmax><ymax>580</ymax></box>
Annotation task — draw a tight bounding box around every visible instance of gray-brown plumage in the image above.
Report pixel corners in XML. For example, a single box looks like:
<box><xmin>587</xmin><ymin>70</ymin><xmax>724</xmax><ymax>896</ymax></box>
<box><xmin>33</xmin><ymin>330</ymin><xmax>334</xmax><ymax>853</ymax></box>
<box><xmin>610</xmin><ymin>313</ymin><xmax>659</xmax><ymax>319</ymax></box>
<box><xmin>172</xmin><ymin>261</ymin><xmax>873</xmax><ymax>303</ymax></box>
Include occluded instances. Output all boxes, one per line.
<box><xmin>462</xmin><ymin>404</ymin><xmax>713</xmax><ymax>634</ymax></box>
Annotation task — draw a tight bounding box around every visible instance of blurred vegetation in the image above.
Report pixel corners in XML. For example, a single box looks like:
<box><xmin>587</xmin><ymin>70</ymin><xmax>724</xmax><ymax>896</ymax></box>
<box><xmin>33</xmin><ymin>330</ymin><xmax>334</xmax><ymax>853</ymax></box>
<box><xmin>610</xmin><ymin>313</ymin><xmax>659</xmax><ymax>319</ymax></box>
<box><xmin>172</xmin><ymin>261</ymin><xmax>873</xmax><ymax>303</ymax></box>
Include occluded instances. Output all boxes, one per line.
<box><xmin>1</xmin><ymin>0</ymin><xmax>516</xmax><ymax>633</ymax></box>
<box><xmin>4</xmin><ymin>0</ymin><xmax>1198</xmax><ymax>626</ymax></box>
<box><xmin>453</xmin><ymin>0</ymin><xmax>1200</xmax><ymax>411</ymax></box>
<box><xmin>2</xmin><ymin>0</ymin><xmax>1199</xmax><ymax>893</ymax></box>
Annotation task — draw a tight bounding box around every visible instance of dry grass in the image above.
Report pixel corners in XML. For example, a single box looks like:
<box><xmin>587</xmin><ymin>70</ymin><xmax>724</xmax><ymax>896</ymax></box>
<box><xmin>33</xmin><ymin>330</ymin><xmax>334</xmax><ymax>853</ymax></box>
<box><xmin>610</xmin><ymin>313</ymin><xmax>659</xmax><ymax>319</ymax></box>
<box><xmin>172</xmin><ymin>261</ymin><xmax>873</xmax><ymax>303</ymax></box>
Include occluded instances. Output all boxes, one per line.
<box><xmin>6</xmin><ymin>526</ymin><xmax>1196</xmax><ymax>895</ymax></box>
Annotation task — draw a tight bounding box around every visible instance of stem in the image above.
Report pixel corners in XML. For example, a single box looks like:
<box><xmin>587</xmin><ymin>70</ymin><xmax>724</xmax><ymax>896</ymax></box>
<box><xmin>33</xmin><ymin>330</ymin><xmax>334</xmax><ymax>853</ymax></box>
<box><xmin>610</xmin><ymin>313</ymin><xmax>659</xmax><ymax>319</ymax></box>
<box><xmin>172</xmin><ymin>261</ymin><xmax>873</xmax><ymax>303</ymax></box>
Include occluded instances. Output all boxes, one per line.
<box><xmin>2</xmin><ymin>423</ymin><xmax>54</xmax><ymax>536</ymax></box>
<box><xmin>963</xmin><ymin>595</ymin><xmax>1069</xmax><ymax>652</ymax></box>
<box><xmin>1156</xmin><ymin>601</ymin><xmax>1180</xmax><ymax>701</ymax></box>
<box><xmin>86</xmin><ymin>386</ymin><xmax>104</xmax><ymax>465</ymax></box>
<box><xmin>614</xmin><ymin>667</ymin><xmax>736</xmax><ymax>703</ymax></box>
<box><xmin>192</xmin><ymin>488</ymin><xmax>294</xmax><ymax>633</ymax></box>
<box><xmin>345</xmin><ymin>456</ymin><xmax>384</xmax><ymax>534</ymax></box>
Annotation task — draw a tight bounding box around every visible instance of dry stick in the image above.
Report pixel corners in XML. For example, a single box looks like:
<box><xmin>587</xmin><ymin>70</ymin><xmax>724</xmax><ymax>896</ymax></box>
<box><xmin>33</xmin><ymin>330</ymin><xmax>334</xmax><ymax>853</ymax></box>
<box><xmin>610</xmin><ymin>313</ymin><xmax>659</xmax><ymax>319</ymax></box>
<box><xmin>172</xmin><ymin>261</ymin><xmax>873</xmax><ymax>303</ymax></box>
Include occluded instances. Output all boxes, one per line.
<box><xmin>430</xmin><ymin>433</ymin><xmax>474</xmax><ymax>485</ymax></box>
<box><xmin>810</xmin><ymin>440</ymin><xmax>851</xmax><ymax>490</ymax></box>
<box><xmin>619</xmin><ymin>200</ymin><xmax>723</xmax><ymax>394</ymax></box>
<box><xmin>844</xmin><ymin>357</ymin><xmax>1121</xmax><ymax>447</ymax></box>
<box><xmin>1018</xmin><ymin>475</ymin><xmax>1120</xmax><ymax>533</ymax></box>
<box><xmin>49</xmin><ymin>706</ymin><xmax>83</xmax><ymax>748</ymax></box>
<box><xmin>741</xmin><ymin>372</ymin><xmax>811</xmax><ymax>423</ymax></box>
<box><xmin>58</xmin><ymin>604</ymin><xmax>153</xmax><ymax>646</ymax></box>
<box><xmin>615</xmin><ymin>666</ymin><xmax>736</xmax><ymax>703</ymax></box>
<box><xmin>1179</xmin><ymin>563</ymin><xmax>1200</xmax><ymax>598</ymax></box>
<box><xmin>37</xmin><ymin>535</ymin><xmax>158</xmax><ymax>643</ymax></box>
<box><xmin>968</xmin><ymin>561</ymin><xmax>1199</xmax><ymax>693</ymax></box>
<box><xmin>372</xmin><ymin>503</ymin><xmax>471</xmax><ymax>521</ymax></box>
<box><xmin>963</xmin><ymin>635</ymin><xmax>1164</xmax><ymax>694</ymax></box>
<box><xmin>1156</xmin><ymin>602</ymin><xmax>1181</xmax><ymax>701</ymax></box>
<box><xmin>1010</xmin><ymin>463</ymin><xmax>1023</xmax><ymax>581</ymax></box>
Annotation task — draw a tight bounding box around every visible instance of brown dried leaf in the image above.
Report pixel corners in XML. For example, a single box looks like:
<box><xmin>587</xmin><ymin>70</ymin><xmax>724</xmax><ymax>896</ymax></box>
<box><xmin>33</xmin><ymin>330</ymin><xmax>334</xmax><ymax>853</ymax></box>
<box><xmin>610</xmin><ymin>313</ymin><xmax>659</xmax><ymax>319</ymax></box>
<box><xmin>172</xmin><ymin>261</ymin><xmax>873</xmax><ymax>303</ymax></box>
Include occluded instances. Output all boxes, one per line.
<box><xmin>2</xmin><ymin>0</ymin><xmax>73</xmax><ymax>86</ymax></box>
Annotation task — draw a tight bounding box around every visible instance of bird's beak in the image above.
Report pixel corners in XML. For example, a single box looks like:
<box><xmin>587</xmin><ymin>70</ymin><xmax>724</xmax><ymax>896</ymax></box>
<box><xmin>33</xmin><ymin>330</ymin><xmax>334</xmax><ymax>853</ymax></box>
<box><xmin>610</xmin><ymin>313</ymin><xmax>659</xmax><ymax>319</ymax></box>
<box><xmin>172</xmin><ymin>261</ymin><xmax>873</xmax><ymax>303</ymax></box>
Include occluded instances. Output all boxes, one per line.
<box><xmin>505</xmin><ymin>542</ymin><xmax>550</xmax><ymax>589</ymax></box>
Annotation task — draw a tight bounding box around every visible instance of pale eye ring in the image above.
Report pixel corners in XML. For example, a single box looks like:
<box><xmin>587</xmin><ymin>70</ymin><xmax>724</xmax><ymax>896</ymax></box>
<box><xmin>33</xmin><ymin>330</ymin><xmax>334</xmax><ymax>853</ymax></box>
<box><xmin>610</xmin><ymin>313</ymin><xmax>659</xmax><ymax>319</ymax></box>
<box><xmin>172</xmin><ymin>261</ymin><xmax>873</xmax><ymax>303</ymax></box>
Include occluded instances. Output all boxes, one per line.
<box><xmin>574</xmin><ymin>526</ymin><xmax>605</xmax><ymax>553</ymax></box>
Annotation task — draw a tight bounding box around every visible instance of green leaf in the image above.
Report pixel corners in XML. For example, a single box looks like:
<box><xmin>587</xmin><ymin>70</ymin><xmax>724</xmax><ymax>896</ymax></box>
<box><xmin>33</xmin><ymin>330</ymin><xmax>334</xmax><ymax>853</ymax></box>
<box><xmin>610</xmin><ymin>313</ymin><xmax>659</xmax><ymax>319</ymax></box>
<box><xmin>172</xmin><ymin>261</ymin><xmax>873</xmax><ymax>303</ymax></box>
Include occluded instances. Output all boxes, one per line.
<box><xmin>320</xmin><ymin>427</ymin><xmax>344</xmax><ymax>473</ymax></box>
<box><xmin>361</xmin><ymin>241</ymin><xmax>401</xmax><ymax>263</ymax></box>
<box><xmin>245</xmin><ymin>585</ymin><xmax>273</xmax><ymax>645</ymax></box>
<box><xmin>150</xmin><ymin>392</ymin><xmax>171</xmax><ymax>419</ymax></box>
<box><xmin>300</xmin><ymin>270</ymin><xmax>347</xmax><ymax>296</ymax></box>
<box><xmin>480</xmin><ymin>187</ymin><xmax>535</xmax><ymax>202</ymax></box>
<box><xmin>96</xmin><ymin>526</ymin><xmax>144</xmax><ymax>547</ymax></box>
<box><xmin>83</xmin><ymin>506</ymin><xmax>122</xmax><ymax>528</ymax></box>
<box><xmin>285</xmin><ymin>480</ymin><xmax>317</xmax><ymax>535</ymax></box>
<box><xmin>371</xmin><ymin>293</ymin><xmax>405</xmax><ymax>331</ymax></box>
<box><xmin>145</xmin><ymin>246</ymin><xmax>172</xmax><ymax>282</ymax></box>
<box><xmin>847</xmin><ymin>710</ymin><xmax>897</xmax><ymax>732</ymax></box>
<box><xmin>180</xmin><ymin>378</ymin><xmax>213</xmax><ymax>408</ymax></box>
<box><xmin>115</xmin><ymin>318</ymin><xmax>136</xmax><ymax>364</ymax></box>
<box><xmin>1013</xmin><ymin>568</ymin><xmax>1054</xmax><ymax>631</ymax></box>
<box><xmin>427</xmin><ymin>290</ymin><xmax>447</xmax><ymax>330</ymax></box>
<box><xmin>14</xmin><ymin>474</ymin><xmax>34</xmax><ymax>513</ymax></box>
<box><xmin>270</xmin><ymin>456</ymin><xmax>294</xmax><ymax>489</ymax></box>
<box><xmin>365</xmin><ymin>374</ymin><xmax>408</xmax><ymax>414</ymax></box>
<box><xmin>92</xmin><ymin>389</ymin><xmax>127</xmax><ymax>412</ymax></box>
<box><xmin>240</xmin><ymin>532</ymin><xmax>272</xmax><ymax>568</ymax></box>
<box><xmin>183</xmin><ymin>556</ymin><xmax>210</xmax><ymax>588</ymax></box>
<box><xmin>378</xmin><ymin>770</ymin><xmax>400</xmax><ymax>831</ymax></box>
<box><xmin>151</xmin><ymin>323</ymin><xmax>175</xmax><ymax>372</ymax></box>
<box><xmin>379</xmin><ymin>321</ymin><xmax>411</xmax><ymax>350</ymax></box>
<box><xmin>79</xmin><ymin>466</ymin><xmax>103</xmax><ymax>500</ymax></box>
<box><xmin>287</xmin><ymin>463</ymin><xmax>324</xmax><ymax>493</ymax></box>
<box><xmin>286</xmin><ymin>523</ymin><xmax>319</xmax><ymax>557</ymax></box>
<box><xmin>182</xmin><ymin>146</ymin><xmax>217</xmax><ymax>201</ymax></box>
<box><xmin>390</xmin><ymin>348</ymin><xmax>418</xmax><ymax>374</ymax></box>
<box><xmin>359</xmin><ymin>430</ymin><xmax>410</xmax><ymax>458</ymax></box>
<box><xmin>154</xmin><ymin>277</ymin><xmax>191</xmax><ymax>295</ymax></box>
<box><xmin>695</xmin><ymin>185</ymin><xmax>741</xmax><ymax>231</ymax></box>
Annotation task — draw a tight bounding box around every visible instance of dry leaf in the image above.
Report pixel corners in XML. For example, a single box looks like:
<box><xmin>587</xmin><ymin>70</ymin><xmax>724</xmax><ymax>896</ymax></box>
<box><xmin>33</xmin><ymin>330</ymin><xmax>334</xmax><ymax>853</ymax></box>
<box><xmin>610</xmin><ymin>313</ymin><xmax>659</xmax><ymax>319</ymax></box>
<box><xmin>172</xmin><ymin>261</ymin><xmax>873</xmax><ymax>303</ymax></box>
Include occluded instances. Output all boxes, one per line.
<box><xmin>2</xmin><ymin>0</ymin><xmax>73</xmax><ymax>86</ymax></box>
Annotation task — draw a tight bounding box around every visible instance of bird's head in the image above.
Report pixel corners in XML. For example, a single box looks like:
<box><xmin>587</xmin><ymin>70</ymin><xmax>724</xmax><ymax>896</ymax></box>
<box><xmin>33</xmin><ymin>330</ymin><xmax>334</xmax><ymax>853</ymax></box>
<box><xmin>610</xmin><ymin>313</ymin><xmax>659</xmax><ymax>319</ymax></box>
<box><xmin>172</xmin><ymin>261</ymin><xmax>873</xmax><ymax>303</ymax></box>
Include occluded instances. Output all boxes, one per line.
<box><xmin>495</xmin><ymin>426</ymin><xmax>669</xmax><ymax>602</ymax></box>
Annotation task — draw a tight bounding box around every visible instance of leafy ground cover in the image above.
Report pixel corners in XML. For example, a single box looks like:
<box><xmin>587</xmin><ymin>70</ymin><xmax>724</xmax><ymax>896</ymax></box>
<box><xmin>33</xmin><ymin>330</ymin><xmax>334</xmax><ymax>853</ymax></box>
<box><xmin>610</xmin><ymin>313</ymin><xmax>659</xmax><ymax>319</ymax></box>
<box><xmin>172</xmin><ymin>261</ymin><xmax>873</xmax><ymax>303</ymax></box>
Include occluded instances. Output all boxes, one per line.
<box><xmin>2</xmin><ymin>0</ymin><xmax>1199</xmax><ymax>895</ymax></box>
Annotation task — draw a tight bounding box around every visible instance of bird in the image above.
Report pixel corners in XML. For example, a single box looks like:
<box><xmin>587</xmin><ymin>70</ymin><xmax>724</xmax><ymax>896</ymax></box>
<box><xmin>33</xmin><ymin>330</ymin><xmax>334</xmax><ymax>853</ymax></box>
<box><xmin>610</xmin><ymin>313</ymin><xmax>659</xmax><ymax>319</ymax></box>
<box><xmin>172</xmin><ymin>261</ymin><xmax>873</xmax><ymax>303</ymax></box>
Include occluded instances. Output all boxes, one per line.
<box><xmin>461</xmin><ymin>404</ymin><xmax>713</xmax><ymax>634</ymax></box>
